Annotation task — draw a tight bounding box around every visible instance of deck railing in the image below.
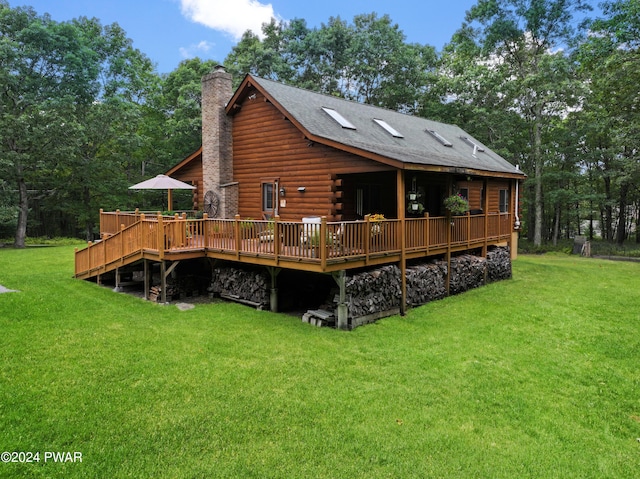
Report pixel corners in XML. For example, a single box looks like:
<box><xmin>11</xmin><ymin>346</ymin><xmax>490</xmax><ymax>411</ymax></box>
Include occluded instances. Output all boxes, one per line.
<box><xmin>76</xmin><ymin>211</ymin><xmax>513</xmax><ymax>277</ymax></box>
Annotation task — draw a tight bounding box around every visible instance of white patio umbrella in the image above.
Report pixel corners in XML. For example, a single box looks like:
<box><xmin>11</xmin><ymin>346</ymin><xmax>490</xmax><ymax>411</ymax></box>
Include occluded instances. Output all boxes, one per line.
<box><xmin>129</xmin><ymin>174</ymin><xmax>195</xmax><ymax>211</ymax></box>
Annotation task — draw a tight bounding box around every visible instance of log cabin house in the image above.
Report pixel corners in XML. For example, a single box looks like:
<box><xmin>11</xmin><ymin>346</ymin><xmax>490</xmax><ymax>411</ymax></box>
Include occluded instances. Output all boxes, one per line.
<box><xmin>75</xmin><ymin>65</ymin><xmax>526</xmax><ymax>328</ymax></box>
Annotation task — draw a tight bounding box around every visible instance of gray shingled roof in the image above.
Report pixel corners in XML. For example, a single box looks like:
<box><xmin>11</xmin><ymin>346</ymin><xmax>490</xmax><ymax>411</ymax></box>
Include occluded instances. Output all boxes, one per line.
<box><xmin>248</xmin><ymin>76</ymin><xmax>525</xmax><ymax>177</ymax></box>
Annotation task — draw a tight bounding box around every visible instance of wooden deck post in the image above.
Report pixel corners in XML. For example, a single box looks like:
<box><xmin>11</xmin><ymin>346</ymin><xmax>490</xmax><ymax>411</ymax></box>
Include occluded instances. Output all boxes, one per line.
<box><xmin>396</xmin><ymin>170</ymin><xmax>406</xmax><ymax>315</ymax></box>
<box><xmin>320</xmin><ymin>216</ymin><xmax>327</xmax><ymax>270</ymax></box>
<box><xmin>114</xmin><ymin>267</ymin><xmax>122</xmax><ymax>292</ymax></box>
<box><xmin>157</xmin><ymin>213</ymin><xmax>165</xmax><ymax>260</ymax></box>
<box><xmin>160</xmin><ymin>261</ymin><xmax>166</xmax><ymax>303</ymax></box>
<box><xmin>234</xmin><ymin>215</ymin><xmax>241</xmax><ymax>260</ymax></box>
<box><xmin>267</xmin><ymin>267</ymin><xmax>281</xmax><ymax>312</ymax></box>
<box><xmin>86</xmin><ymin>242</ymin><xmax>92</xmax><ymax>273</ymax></box>
<box><xmin>102</xmin><ymin>234</ymin><xmax>106</xmax><ymax>276</ymax></box>
<box><xmin>446</xmin><ymin>213</ymin><xmax>452</xmax><ymax>296</ymax></box>
<box><xmin>364</xmin><ymin>214</ymin><xmax>371</xmax><ymax>264</ymax></box>
<box><xmin>143</xmin><ymin>259</ymin><xmax>150</xmax><ymax>300</ymax></box>
<box><xmin>273</xmin><ymin>215</ymin><xmax>280</xmax><ymax>264</ymax></box>
<box><xmin>425</xmin><ymin>212</ymin><xmax>431</xmax><ymax>254</ymax></box>
<box><xmin>202</xmin><ymin>213</ymin><xmax>209</xmax><ymax>248</ymax></box>
<box><xmin>333</xmin><ymin>270</ymin><xmax>348</xmax><ymax>330</ymax></box>
<box><xmin>483</xmin><ymin>178</ymin><xmax>489</xmax><ymax>283</ymax></box>
<box><xmin>119</xmin><ymin>224</ymin><xmax>125</xmax><ymax>264</ymax></box>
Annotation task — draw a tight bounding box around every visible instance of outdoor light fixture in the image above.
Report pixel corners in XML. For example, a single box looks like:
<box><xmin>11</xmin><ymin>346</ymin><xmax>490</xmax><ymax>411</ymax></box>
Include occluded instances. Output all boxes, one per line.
<box><xmin>297</xmin><ymin>187</ymin><xmax>306</xmax><ymax>192</ymax></box>
<box><xmin>279</xmin><ymin>186</ymin><xmax>286</xmax><ymax>197</ymax></box>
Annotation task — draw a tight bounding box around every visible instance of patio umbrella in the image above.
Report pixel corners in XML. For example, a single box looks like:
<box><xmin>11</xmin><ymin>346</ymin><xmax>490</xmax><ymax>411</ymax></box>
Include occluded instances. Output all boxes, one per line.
<box><xmin>129</xmin><ymin>174</ymin><xmax>195</xmax><ymax>211</ymax></box>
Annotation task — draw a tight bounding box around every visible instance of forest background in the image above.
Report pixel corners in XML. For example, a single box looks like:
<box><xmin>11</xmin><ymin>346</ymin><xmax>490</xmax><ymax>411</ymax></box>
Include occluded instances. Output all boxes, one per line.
<box><xmin>1</xmin><ymin>0</ymin><xmax>638</xmax><ymax>249</ymax></box>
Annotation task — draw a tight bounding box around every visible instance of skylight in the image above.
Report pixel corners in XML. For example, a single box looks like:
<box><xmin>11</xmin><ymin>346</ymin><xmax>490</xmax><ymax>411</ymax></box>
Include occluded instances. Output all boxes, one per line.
<box><xmin>460</xmin><ymin>136</ymin><xmax>485</xmax><ymax>152</ymax></box>
<box><xmin>425</xmin><ymin>129</ymin><xmax>452</xmax><ymax>147</ymax></box>
<box><xmin>373</xmin><ymin>118</ymin><xmax>404</xmax><ymax>138</ymax></box>
<box><xmin>322</xmin><ymin>107</ymin><xmax>356</xmax><ymax>130</ymax></box>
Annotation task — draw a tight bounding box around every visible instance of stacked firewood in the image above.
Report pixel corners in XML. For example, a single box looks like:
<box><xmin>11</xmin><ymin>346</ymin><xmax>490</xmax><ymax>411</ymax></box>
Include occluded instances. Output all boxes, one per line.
<box><xmin>486</xmin><ymin>246</ymin><xmax>512</xmax><ymax>282</ymax></box>
<box><xmin>315</xmin><ymin>246</ymin><xmax>512</xmax><ymax>328</ymax></box>
<box><xmin>448</xmin><ymin>254</ymin><xmax>487</xmax><ymax>295</ymax></box>
<box><xmin>209</xmin><ymin>266</ymin><xmax>270</xmax><ymax>308</ymax></box>
<box><xmin>148</xmin><ymin>284</ymin><xmax>178</xmax><ymax>302</ymax></box>
<box><xmin>405</xmin><ymin>262</ymin><xmax>447</xmax><ymax>306</ymax></box>
<box><xmin>343</xmin><ymin>265</ymin><xmax>402</xmax><ymax>318</ymax></box>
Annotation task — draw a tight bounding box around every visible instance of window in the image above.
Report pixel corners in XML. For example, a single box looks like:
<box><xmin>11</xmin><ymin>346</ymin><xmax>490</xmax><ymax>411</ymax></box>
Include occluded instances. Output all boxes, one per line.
<box><xmin>425</xmin><ymin>129</ymin><xmax>452</xmax><ymax>147</ymax></box>
<box><xmin>499</xmin><ymin>189</ymin><xmax>509</xmax><ymax>213</ymax></box>
<box><xmin>458</xmin><ymin>188</ymin><xmax>469</xmax><ymax>201</ymax></box>
<box><xmin>460</xmin><ymin>136</ymin><xmax>485</xmax><ymax>153</ymax></box>
<box><xmin>322</xmin><ymin>107</ymin><xmax>356</xmax><ymax>130</ymax></box>
<box><xmin>373</xmin><ymin>118</ymin><xmax>403</xmax><ymax>138</ymax></box>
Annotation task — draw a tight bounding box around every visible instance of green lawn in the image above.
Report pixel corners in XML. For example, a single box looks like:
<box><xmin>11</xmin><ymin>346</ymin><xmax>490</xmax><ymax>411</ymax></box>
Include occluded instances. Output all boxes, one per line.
<box><xmin>1</xmin><ymin>245</ymin><xmax>639</xmax><ymax>478</ymax></box>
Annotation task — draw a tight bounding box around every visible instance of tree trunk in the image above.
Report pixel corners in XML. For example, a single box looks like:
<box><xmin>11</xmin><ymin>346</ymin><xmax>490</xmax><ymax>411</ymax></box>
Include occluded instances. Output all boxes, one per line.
<box><xmin>636</xmin><ymin>200</ymin><xmax>640</xmax><ymax>244</ymax></box>
<box><xmin>533</xmin><ymin>115</ymin><xmax>544</xmax><ymax>247</ymax></box>
<box><xmin>83</xmin><ymin>185</ymin><xmax>94</xmax><ymax>241</ymax></box>
<box><xmin>552</xmin><ymin>203</ymin><xmax>561</xmax><ymax>246</ymax></box>
<box><xmin>602</xmin><ymin>170</ymin><xmax>613</xmax><ymax>241</ymax></box>
<box><xmin>14</xmin><ymin>170</ymin><xmax>28</xmax><ymax>249</ymax></box>
<box><xmin>615</xmin><ymin>183</ymin><xmax>629</xmax><ymax>246</ymax></box>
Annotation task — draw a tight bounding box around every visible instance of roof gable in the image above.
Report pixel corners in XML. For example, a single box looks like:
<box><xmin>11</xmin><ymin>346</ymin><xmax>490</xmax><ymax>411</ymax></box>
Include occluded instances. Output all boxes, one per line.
<box><xmin>228</xmin><ymin>75</ymin><xmax>525</xmax><ymax>178</ymax></box>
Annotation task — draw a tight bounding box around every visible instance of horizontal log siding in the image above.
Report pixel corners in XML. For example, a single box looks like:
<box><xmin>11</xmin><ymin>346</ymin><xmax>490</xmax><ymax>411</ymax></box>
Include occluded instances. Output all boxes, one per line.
<box><xmin>455</xmin><ymin>180</ymin><xmax>483</xmax><ymax>211</ymax></box>
<box><xmin>487</xmin><ymin>180</ymin><xmax>510</xmax><ymax>213</ymax></box>
<box><xmin>232</xmin><ymin>94</ymin><xmax>391</xmax><ymax>221</ymax></box>
<box><xmin>171</xmin><ymin>157</ymin><xmax>203</xmax><ymax>208</ymax></box>
<box><xmin>455</xmin><ymin>179</ymin><xmax>511</xmax><ymax>214</ymax></box>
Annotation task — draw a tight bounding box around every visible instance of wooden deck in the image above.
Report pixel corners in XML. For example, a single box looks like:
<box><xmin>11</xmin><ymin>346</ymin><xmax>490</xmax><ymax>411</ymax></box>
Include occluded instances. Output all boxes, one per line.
<box><xmin>74</xmin><ymin>211</ymin><xmax>513</xmax><ymax>280</ymax></box>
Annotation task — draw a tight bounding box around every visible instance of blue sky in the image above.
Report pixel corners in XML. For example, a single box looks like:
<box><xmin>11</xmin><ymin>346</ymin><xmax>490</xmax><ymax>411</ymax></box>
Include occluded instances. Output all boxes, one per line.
<box><xmin>12</xmin><ymin>0</ymin><xmax>482</xmax><ymax>74</ymax></box>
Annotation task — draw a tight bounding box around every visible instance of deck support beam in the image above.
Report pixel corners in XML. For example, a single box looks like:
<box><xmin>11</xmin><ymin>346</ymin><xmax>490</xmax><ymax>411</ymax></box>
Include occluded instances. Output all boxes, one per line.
<box><xmin>114</xmin><ymin>267</ymin><xmax>122</xmax><ymax>292</ymax></box>
<box><xmin>332</xmin><ymin>270</ymin><xmax>348</xmax><ymax>330</ymax></box>
<box><xmin>143</xmin><ymin>259</ymin><xmax>150</xmax><ymax>300</ymax></box>
<box><xmin>397</xmin><ymin>170</ymin><xmax>407</xmax><ymax>315</ymax></box>
<box><xmin>446</xmin><ymin>216</ymin><xmax>452</xmax><ymax>296</ymax></box>
<box><xmin>160</xmin><ymin>262</ymin><xmax>167</xmax><ymax>303</ymax></box>
<box><xmin>159</xmin><ymin>260</ymin><xmax>180</xmax><ymax>303</ymax></box>
<box><xmin>266</xmin><ymin>267</ymin><xmax>281</xmax><ymax>313</ymax></box>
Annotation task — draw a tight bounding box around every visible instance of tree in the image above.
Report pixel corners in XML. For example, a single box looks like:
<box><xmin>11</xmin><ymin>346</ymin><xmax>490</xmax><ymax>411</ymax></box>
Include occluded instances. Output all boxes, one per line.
<box><xmin>0</xmin><ymin>3</ymin><xmax>161</xmax><ymax>243</ymax></box>
<box><xmin>442</xmin><ymin>0</ymin><xmax>592</xmax><ymax>246</ymax></box>
<box><xmin>156</xmin><ymin>57</ymin><xmax>217</xmax><ymax>162</ymax></box>
<box><xmin>0</xmin><ymin>3</ymin><xmax>97</xmax><ymax>246</ymax></box>
<box><xmin>576</xmin><ymin>0</ymin><xmax>640</xmax><ymax>244</ymax></box>
<box><xmin>224</xmin><ymin>13</ymin><xmax>437</xmax><ymax>112</ymax></box>
<box><xmin>225</xmin><ymin>18</ymin><xmax>295</xmax><ymax>83</ymax></box>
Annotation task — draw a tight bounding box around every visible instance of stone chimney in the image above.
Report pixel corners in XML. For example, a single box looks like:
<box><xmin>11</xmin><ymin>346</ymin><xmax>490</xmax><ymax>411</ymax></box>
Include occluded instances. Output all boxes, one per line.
<box><xmin>201</xmin><ymin>65</ymin><xmax>237</xmax><ymax>218</ymax></box>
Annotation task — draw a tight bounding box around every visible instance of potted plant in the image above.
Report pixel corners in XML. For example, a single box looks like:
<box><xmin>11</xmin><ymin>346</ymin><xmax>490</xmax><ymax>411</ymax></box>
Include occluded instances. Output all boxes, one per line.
<box><xmin>369</xmin><ymin>213</ymin><xmax>385</xmax><ymax>235</ymax></box>
<box><xmin>408</xmin><ymin>202</ymin><xmax>425</xmax><ymax>214</ymax></box>
<box><xmin>406</xmin><ymin>190</ymin><xmax>425</xmax><ymax>215</ymax></box>
<box><xmin>443</xmin><ymin>194</ymin><xmax>469</xmax><ymax>216</ymax></box>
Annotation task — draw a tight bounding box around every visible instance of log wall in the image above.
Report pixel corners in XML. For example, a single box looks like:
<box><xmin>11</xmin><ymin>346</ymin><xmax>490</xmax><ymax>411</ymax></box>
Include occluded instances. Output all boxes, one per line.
<box><xmin>232</xmin><ymin>91</ymin><xmax>393</xmax><ymax>221</ymax></box>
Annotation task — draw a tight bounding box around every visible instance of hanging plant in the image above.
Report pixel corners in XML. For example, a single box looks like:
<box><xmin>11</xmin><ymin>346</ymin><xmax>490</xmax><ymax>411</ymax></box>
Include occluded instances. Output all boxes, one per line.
<box><xmin>406</xmin><ymin>190</ymin><xmax>424</xmax><ymax>215</ymax></box>
<box><xmin>443</xmin><ymin>194</ymin><xmax>469</xmax><ymax>216</ymax></box>
<box><xmin>407</xmin><ymin>202</ymin><xmax>425</xmax><ymax>214</ymax></box>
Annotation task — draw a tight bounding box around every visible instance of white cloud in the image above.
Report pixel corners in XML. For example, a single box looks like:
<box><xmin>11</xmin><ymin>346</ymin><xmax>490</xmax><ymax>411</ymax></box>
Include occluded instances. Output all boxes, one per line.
<box><xmin>179</xmin><ymin>40</ymin><xmax>214</xmax><ymax>59</ymax></box>
<box><xmin>180</xmin><ymin>0</ymin><xmax>279</xmax><ymax>40</ymax></box>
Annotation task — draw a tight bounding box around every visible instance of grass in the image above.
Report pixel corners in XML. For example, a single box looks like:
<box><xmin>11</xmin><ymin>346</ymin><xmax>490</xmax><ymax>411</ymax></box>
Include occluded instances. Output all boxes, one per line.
<box><xmin>1</xmin><ymin>245</ymin><xmax>639</xmax><ymax>478</ymax></box>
